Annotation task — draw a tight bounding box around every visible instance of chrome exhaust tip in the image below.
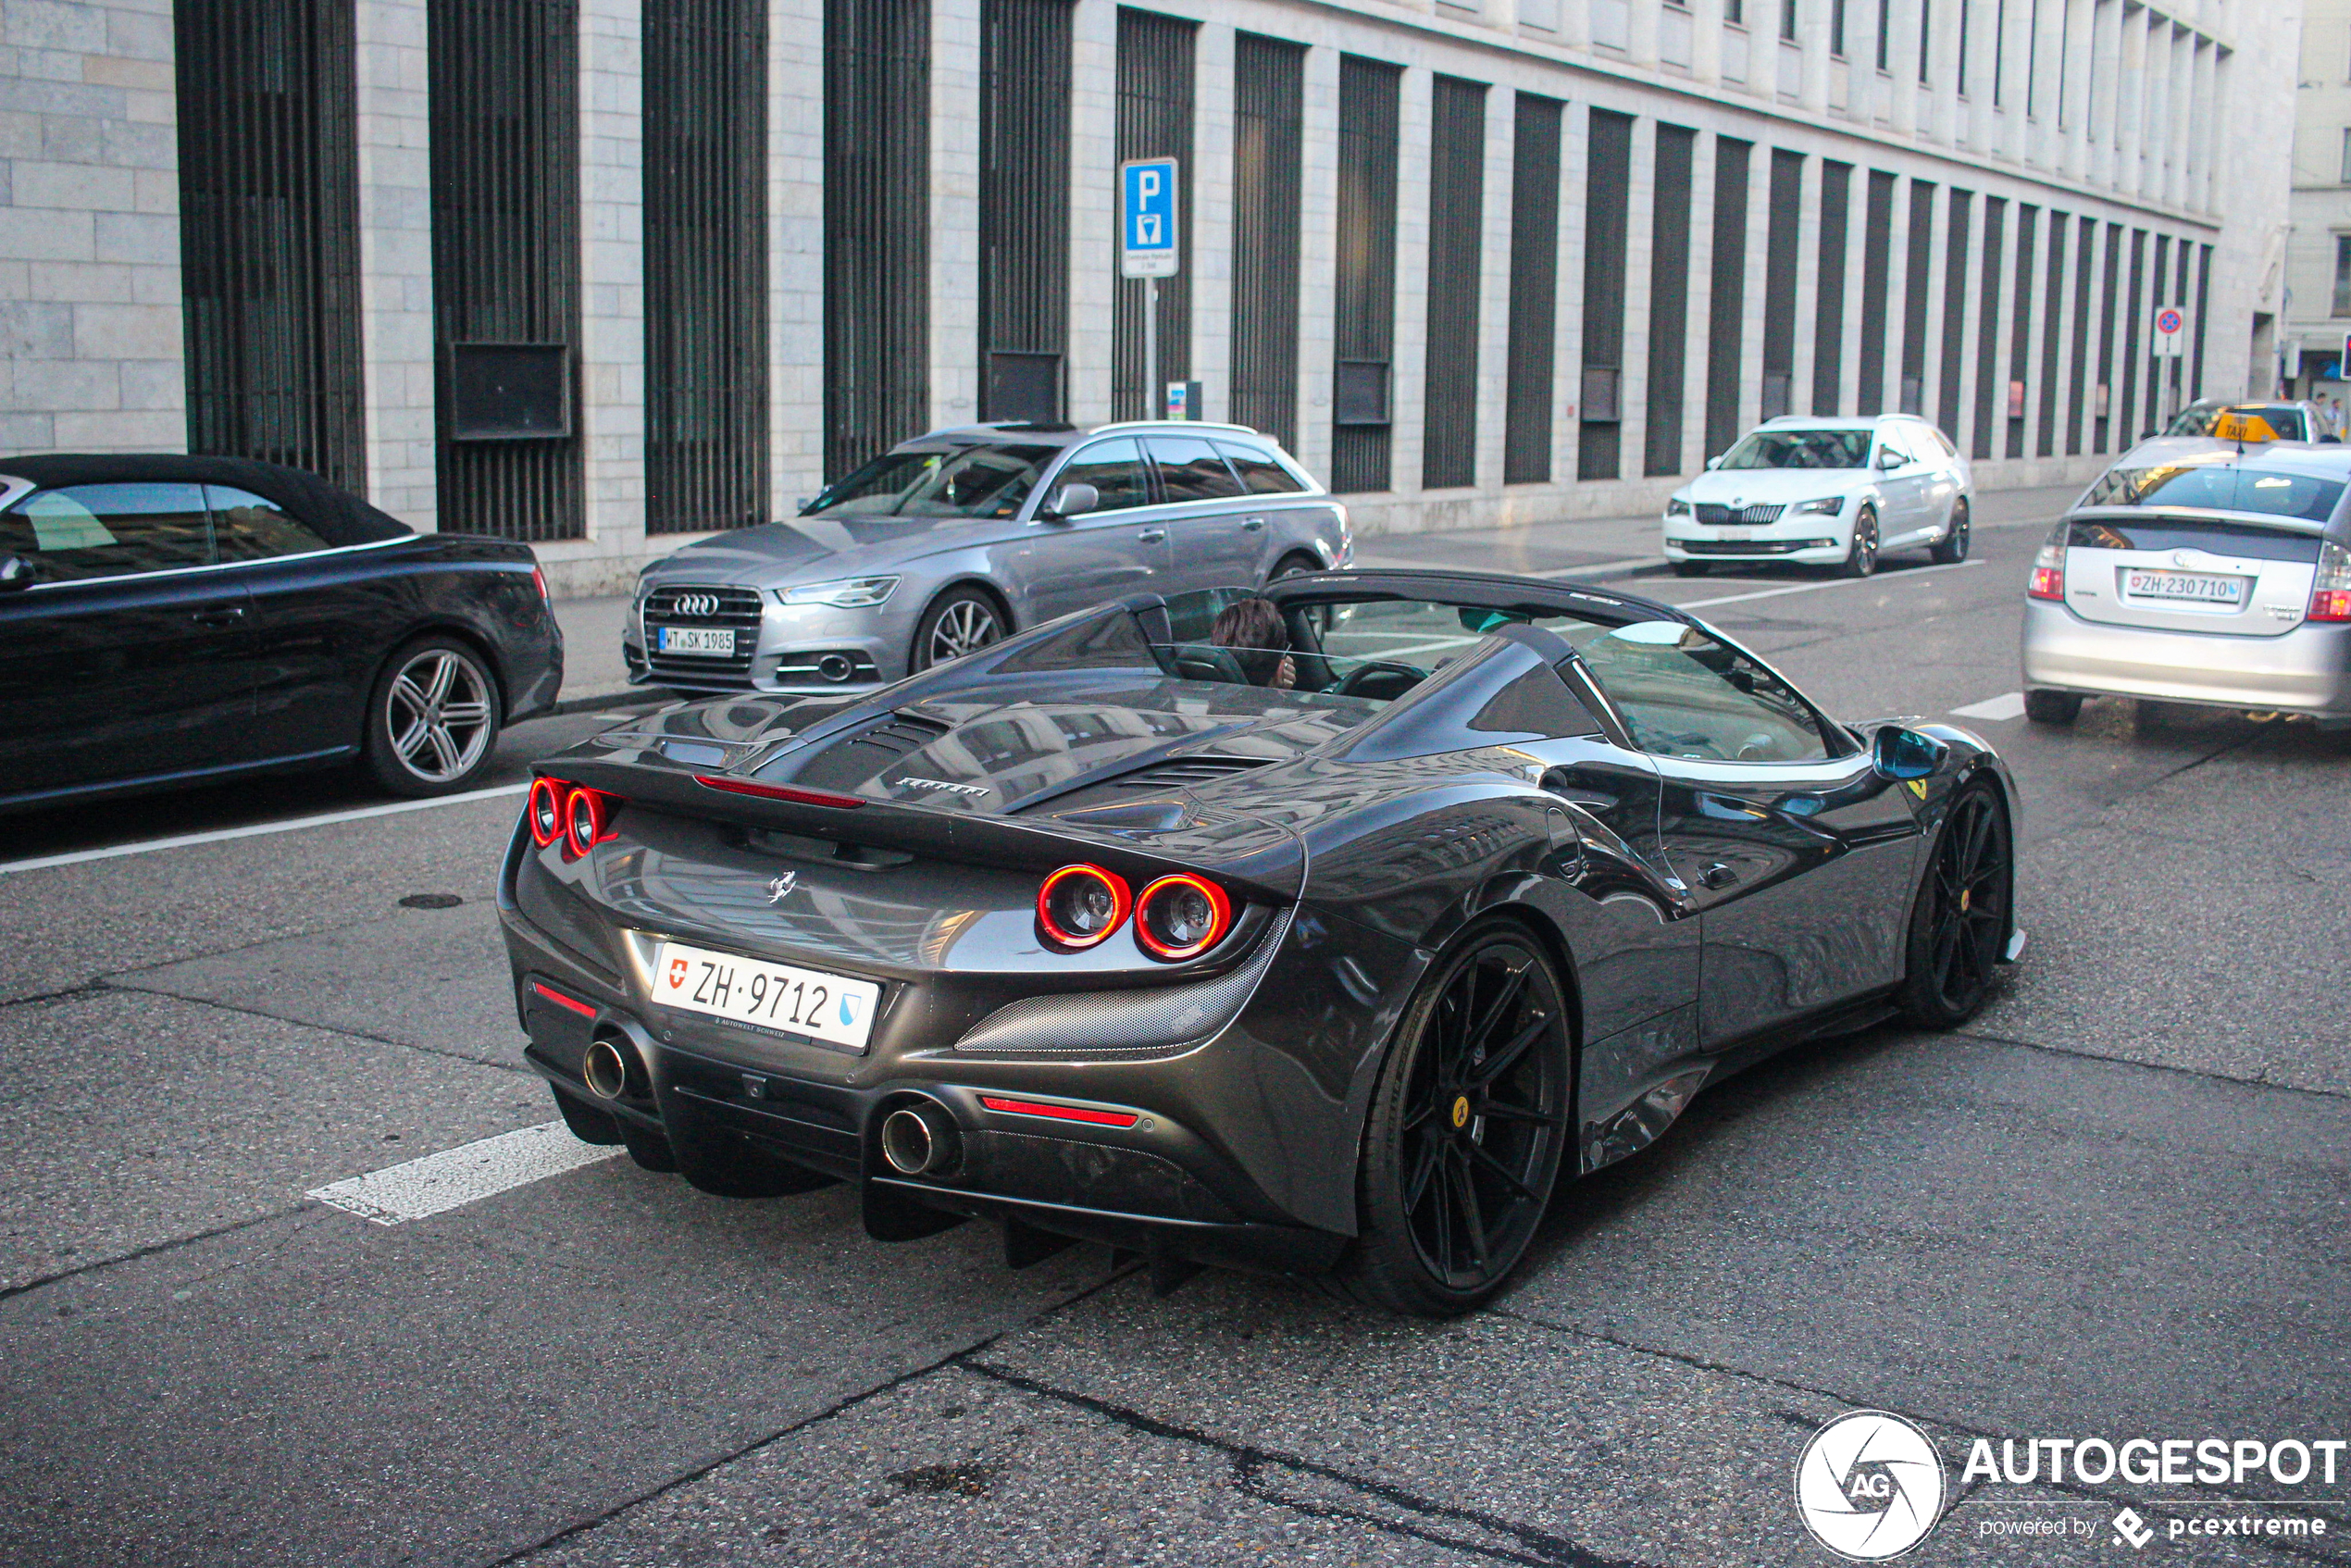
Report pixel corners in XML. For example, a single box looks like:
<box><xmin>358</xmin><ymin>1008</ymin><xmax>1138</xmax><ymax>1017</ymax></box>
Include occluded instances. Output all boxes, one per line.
<box><xmin>880</xmin><ymin>1102</ymin><xmax>960</xmax><ymax>1176</ymax></box>
<box><xmin>582</xmin><ymin>1035</ymin><xmax>642</xmax><ymax>1101</ymax></box>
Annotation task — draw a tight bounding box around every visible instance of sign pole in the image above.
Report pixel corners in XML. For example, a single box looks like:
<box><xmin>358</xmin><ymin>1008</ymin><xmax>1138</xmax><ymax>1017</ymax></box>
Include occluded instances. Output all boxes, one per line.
<box><xmin>1145</xmin><ymin>277</ymin><xmax>1159</xmax><ymax>420</ymax></box>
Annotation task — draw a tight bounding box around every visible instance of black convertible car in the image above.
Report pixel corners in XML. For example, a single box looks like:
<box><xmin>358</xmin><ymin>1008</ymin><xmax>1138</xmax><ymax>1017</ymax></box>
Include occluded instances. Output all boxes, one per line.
<box><xmin>0</xmin><ymin>454</ymin><xmax>562</xmax><ymax>811</ymax></box>
<box><xmin>501</xmin><ymin>569</ymin><xmax>2019</xmax><ymax>1314</ymax></box>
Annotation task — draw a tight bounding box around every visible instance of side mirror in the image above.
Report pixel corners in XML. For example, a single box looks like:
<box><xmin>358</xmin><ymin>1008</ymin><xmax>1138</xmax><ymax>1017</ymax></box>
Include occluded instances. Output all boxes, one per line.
<box><xmin>1704</xmin><ymin>454</ymin><xmax>1723</xmax><ymax>470</ymax></box>
<box><xmin>1872</xmin><ymin>724</ymin><xmax>1947</xmax><ymax>781</ymax></box>
<box><xmin>0</xmin><ymin>555</ymin><xmax>32</xmax><ymax>593</ymax></box>
<box><xmin>1041</xmin><ymin>481</ymin><xmax>1099</xmax><ymax>520</ymax></box>
<box><xmin>1875</xmin><ymin>449</ymin><xmax>1903</xmax><ymax>470</ymax></box>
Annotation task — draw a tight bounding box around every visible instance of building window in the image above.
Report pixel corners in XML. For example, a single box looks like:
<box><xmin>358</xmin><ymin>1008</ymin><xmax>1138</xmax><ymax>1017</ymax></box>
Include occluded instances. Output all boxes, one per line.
<box><xmin>1230</xmin><ymin>35</ymin><xmax>1302</xmax><ymax>448</ymax></box>
<box><xmin>825</xmin><ymin>0</ymin><xmax>930</xmax><ymax>480</ymax></box>
<box><xmin>645</xmin><ymin>0</ymin><xmax>769</xmax><ymax>535</ymax></box>
<box><xmin>1972</xmin><ymin>197</ymin><xmax>2006</xmax><ymax>459</ymax></box>
<box><xmin>1113</xmin><ymin>8</ymin><xmax>1195</xmax><ymax>420</ymax></box>
<box><xmin>1876</xmin><ymin>0</ymin><xmax>1891</xmax><ymax>69</ymax></box>
<box><xmin>1331</xmin><ymin>56</ymin><xmax>1399</xmax><ymax>493</ymax></box>
<box><xmin>1901</xmin><ymin>181</ymin><xmax>1934</xmax><ymax>416</ymax></box>
<box><xmin>1831</xmin><ymin>0</ymin><xmax>1847</xmax><ymax>56</ymax></box>
<box><xmin>1504</xmin><ymin>94</ymin><xmax>1564</xmax><ymax>485</ymax></box>
<box><xmin>1782</xmin><ymin>0</ymin><xmax>1797</xmax><ymax>42</ymax></box>
<box><xmin>1957</xmin><ymin>0</ymin><xmax>1970</xmax><ymax>94</ymax></box>
<box><xmin>429</xmin><ymin>0</ymin><xmax>585</xmax><ymax>541</ymax></box>
<box><xmin>1919</xmin><ymin>0</ymin><xmax>1932</xmax><ymax>83</ymax></box>
<box><xmin>1761</xmin><ymin>149</ymin><xmax>1802</xmax><ymax>425</ymax></box>
<box><xmin>1579</xmin><ymin>110</ymin><xmax>1635</xmax><ymax>481</ymax></box>
<box><xmin>1647</xmin><ymin>126</ymin><xmax>1697</xmax><ymax>478</ymax></box>
<box><xmin>1939</xmin><ymin>190</ymin><xmax>1972</xmax><ymax>442</ymax></box>
<box><xmin>176</xmin><ymin>0</ymin><xmax>366</xmax><ymax>491</ymax></box>
<box><xmin>1992</xmin><ymin>0</ymin><xmax>2006</xmax><ymax>104</ymax></box>
<box><xmin>2036</xmin><ymin>211</ymin><xmax>2065</xmax><ymax>456</ymax></box>
<box><xmin>1725</xmin><ymin>0</ymin><xmax>1744</xmax><ymax>23</ymax></box>
<box><xmin>978</xmin><ymin>0</ymin><xmax>1072</xmax><ymax>425</ymax></box>
<box><xmin>2333</xmin><ymin>236</ymin><xmax>2351</xmax><ymax>317</ymax></box>
<box><xmin>2340</xmin><ymin>127</ymin><xmax>2351</xmax><ymax>184</ymax></box>
<box><xmin>1857</xmin><ymin>169</ymin><xmax>1895</xmax><ymax>414</ymax></box>
<box><xmin>1813</xmin><ymin>161</ymin><xmax>1851</xmax><ymax>415</ymax></box>
<box><xmin>1423</xmin><ymin>76</ymin><xmax>1486</xmax><ymax>490</ymax></box>
<box><xmin>1705</xmin><ymin>138</ymin><xmax>1753</xmax><ymax>458</ymax></box>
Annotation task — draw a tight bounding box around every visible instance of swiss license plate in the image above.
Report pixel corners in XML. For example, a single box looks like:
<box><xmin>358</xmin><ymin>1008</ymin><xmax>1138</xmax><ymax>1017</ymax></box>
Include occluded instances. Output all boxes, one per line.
<box><xmin>1720</xmin><ymin>527</ymin><xmax>1754</xmax><ymax>541</ymax></box>
<box><xmin>651</xmin><ymin>940</ymin><xmax>881</xmax><ymax>1051</ymax></box>
<box><xmin>658</xmin><ymin>626</ymin><xmax>736</xmax><ymax>656</ymax></box>
<box><xmin>2122</xmin><ymin>568</ymin><xmax>2246</xmax><ymax>607</ymax></box>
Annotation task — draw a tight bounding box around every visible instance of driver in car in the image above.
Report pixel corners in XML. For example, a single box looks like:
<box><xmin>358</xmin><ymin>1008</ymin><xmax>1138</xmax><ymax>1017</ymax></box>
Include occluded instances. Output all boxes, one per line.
<box><xmin>1209</xmin><ymin>597</ymin><xmax>1297</xmax><ymax>691</ymax></box>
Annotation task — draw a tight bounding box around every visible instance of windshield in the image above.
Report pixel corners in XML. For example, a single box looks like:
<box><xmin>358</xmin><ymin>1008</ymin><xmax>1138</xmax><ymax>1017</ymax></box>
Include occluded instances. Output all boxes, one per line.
<box><xmin>2079</xmin><ymin>464</ymin><xmax>2343</xmax><ymax>522</ymax></box>
<box><xmin>1718</xmin><ymin>429</ymin><xmax>1872</xmax><ymax>470</ymax></box>
<box><xmin>2165</xmin><ymin>404</ymin><xmax>2309</xmax><ymax>442</ymax></box>
<box><xmin>804</xmin><ymin>443</ymin><xmax>1056</xmax><ymax>519</ymax></box>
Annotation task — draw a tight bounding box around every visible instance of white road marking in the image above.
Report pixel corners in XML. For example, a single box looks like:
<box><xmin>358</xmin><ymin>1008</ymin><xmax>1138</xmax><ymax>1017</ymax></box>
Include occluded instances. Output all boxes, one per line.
<box><xmin>1673</xmin><ymin>557</ymin><xmax>1985</xmax><ymax>610</ymax></box>
<box><xmin>307</xmin><ymin>1121</ymin><xmax>621</xmax><ymax>1226</ymax></box>
<box><xmin>0</xmin><ymin>782</ymin><xmax>529</xmax><ymax>877</ymax></box>
<box><xmin>1950</xmin><ymin>691</ymin><xmax>2028</xmax><ymax>721</ymax></box>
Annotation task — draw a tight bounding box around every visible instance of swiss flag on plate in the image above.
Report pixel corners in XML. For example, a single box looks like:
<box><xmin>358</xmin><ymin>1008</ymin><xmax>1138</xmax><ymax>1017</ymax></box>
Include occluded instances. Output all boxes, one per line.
<box><xmin>667</xmin><ymin>958</ymin><xmax>687</xmax><ymax>989</ymax></box>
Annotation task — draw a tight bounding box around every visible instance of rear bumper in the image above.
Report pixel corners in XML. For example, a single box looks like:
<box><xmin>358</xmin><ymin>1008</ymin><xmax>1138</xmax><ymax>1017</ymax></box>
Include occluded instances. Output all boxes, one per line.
<box><xmin>496</xmin><ymin>880</ymin><xmax>1358</xmax><ymax>1276</ymax></box>
<box><xmin>2021</xmin><ymin>600</ymin><xmax>2351</xmax><ymax>716</ymax></box>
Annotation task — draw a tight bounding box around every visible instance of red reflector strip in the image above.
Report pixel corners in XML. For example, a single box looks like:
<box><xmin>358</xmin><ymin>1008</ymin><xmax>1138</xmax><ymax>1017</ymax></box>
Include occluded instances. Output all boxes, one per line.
<box><xmin>977</xmin><ymin>1095</ymin><xmax>1140</xmax><ymax>1128</ymax></box>
<box><xmin>530</xmin><ymin>980</ymin><xmax>597</xmax><ymax>1018</ymax></box>
<box><xmin>2028</xmin><ymin>566</ymin><xmax>2065</xmax><ymax>601</ymax></box>
<box><xmin>693</xmin><ymin>775</ymin><xmax>865</xmax><ymax>808</ymax></box>
<box><xmin>2310</xmin><ymin>589</ymin><xmax>2351</xmax><ymax>622</ymax></box>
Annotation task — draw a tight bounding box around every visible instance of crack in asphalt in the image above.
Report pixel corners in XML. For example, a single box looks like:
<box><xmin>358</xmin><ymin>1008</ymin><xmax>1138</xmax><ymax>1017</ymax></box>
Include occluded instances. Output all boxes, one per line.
<box><xmin>964</xmin><ymin>1361</ymin><xmax>1654</xmax><ymax>1568</ymax></box>
<box><xmin>1952</xmin><ymin>1023</ymin><xmax>2351</xmax><ymax>1101</ymax></box>
<box><xmin>93</xmin><ymin>978</ymin><xmax>538</xmax><ymax>1079</ymax></box>
<box><xmin>0</xmin><ymin>1206</ymin><xmax>306</xmax><ymax>1305</ymax></box>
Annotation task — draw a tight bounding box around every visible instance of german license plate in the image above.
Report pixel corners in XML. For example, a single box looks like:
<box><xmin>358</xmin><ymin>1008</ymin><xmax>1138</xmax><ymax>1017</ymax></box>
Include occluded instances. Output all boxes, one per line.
<box><xmin>658</xmin><ymin>626</ymin><xmax>736</xmax><ymax>656</ymax></box>
<box><xmin>2122</xmin><ymin>569</ymin><xmax>2246</xmax><ymax>606</ymax></box>
<box><xmin>651</xmin><ymin>940</ymin><xmax>881</xmax><ymax>1051</ymax></box>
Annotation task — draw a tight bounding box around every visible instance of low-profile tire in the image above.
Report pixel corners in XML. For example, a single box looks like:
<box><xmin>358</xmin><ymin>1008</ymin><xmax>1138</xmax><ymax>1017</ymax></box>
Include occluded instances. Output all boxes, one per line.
<box><xmin>1669</xmin><ymin>560</ymin><xmax>1710</xmax><ymax>579</ymax></box>
<box><xmin>1839</xmin><ymin>506</ymin><xmax>1881</xmax><ymax>579</ymax></box>
<box><xmin>668</xmin><ymin>1114</ymin><xmax>837</xmax><ymax>1199</ymax></box>
<box><xmin>1895</xmin><ymin>781</ymin><xmax>2013</xmax><ymax>1030</ymax></box>
<box><xmin>1269</xmin><ymin>552</ymin><xmax>1322</xmax><ymax>583</ymax></box>
<box><xmin>362</xmin><ymin>636</ymin><xmax>503</xmax><ymax>797</ymax></box>
<box><xmin>2023</xmin><ymin>689</ymin><xmax>2083</xmax><ymax>725</ymax></box>
<box><xmin>911</xmin><ymin>585</ymin><xmax>1008</xmax><ymax>672</ymax></box>
<box><xmin>551</xmin><ymin>1086</ymin><xmax>624</xmax><ymax>1146</ymax></box>
<box><xmin>1929</xmin><ymin>497</ymin><xmax>1972</xmax><ymax>564</ymax></box>
<box><xmin>1333</xmin><ymin>919</ymin><xmax>1574</xmax><ymax>1317</ymax></box>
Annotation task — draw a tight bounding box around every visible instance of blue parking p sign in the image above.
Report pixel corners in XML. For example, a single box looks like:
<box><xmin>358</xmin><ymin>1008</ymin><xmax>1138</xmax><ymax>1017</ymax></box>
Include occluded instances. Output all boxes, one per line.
<box><xmin>1119</xmin><ymin>158</ymin><xmax>1179</xmax><ymax>279</ymax></box>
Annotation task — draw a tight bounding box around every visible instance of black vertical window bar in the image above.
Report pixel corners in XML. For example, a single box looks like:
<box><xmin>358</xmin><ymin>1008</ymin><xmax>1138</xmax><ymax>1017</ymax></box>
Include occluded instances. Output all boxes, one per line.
<box><xmin>1230</xmin><ymin>33</ymin><xmax>1303</xmax><ymax>449</ymax></box>
<box><xmin>2008</xmin><ymin>205</ymin><xmax>2036</xmax><ymax>457</ymax></box>
<box><xmin>1504</xmin><ymin>93</ymin><xmax>1563</xmax><ymax>485</ymax></box>
<box><xmin>429</xmin><ymin>0</ymin><xmax>586</xmax><ymax>541</ymax></box>
<box><xmin>2117</xmin><ymin>229</ymin><xmax>2145</xmax><ymax>448</ymax></box>
<box><xmin>646</xmin><ymin>0</ymin><xmax>769</xmax><ymax>535</ymax></box>
<box><xmin>2093</xmin><ymin>223</ymin><xmax>2121</xmax><ymax>451</ymax></box>
<box><xmin>1646</xmin><ymin>124</ymin><xmax>1695</xmax><ymax>478</ymax></box>
<box><xmin>1331</xmin><ymin>56</ymin><xmax>1399</xmax><ymax>494</ymax></box>
<box><xmin>2190</xmin><ymin>243</ymin><xmax>2212</xmax><ymax>402</ymax></box>
<box><xmin>1812</xmin><ymin>159</ymin><xmax>1850</xmax><ymax>415</ymax></box>
<box><xmin>826</xmin><ymin>0</ymin><xmax>930</xmax><ymax>480</ymax></box>
<box><xmin>1900</xmin><ymin>180</ymin><xmax>1935</xmax><ymax>416</ymax></box>
<box><xmin>1971</xmin><ymin>197</ymin><xmax>2004</xmax><ymax>459</ymax></box>
<box><xmin>2146</xmin><ymin>234</ymin><xmax>2171</xmax><ymax>437</ymax></box>
<box><xmin>1937</xmin><ymin>189</ymin><xmax>1971</xmax><ymax>442</ymax></box>
<box><xmin>1423</xmin><ymin>76</ymin><xmax>1486</xmax><ymax>491</ymax></box>
<box><xmin>176</xmin><ymin>0</ymin><xmax>366</xmax><ymax>491</ymax></box>
<box><xmin>1760</xmin><ymin>148</ymin><xmax>1801</xmax><ymax>426</ymax></box>
<box><xmin>2067</xmin><ymin>215</ymin><xmax>2096</xmax><ymax>455</ymax></box>
<box><xmin>1578</xmin><ymin>110</ymin><xmax>1633</xmax><ymax>482</ymax></box>
<box><xmin>1113</xmin><ymin>8</ymin><xmax>1194</xmax><ymax>420</ymax></box>
<box><xmin>2036</xmin><ymin>211</ymin><xmax>2065</xmax><ymax>456</ymax></box>
<box><xmin>1703</xmin><ymin>138</ymin><xmax>1751</xmax><ymax>460</ymax></box>
<box><xmin>979</xmin><ymin>0</ymin><xmax>1072</xmax><ymax>424</ymax></box>
<box><xmin>1857</xmin><ymin>170</ymin><xmax>1895</xmax><ymax>414</ymax></box>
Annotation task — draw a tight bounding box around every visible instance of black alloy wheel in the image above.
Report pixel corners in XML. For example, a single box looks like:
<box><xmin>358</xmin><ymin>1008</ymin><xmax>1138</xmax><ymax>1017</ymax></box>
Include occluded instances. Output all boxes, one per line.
<box><xmin>1339</xmin><ymin>922</ymin><xmax>1574</xmax><ymax>1316</ymax></box>
<box><xmin>1841</xmin><ymin>506</ymin><xmax>1881</xmax><ymax>579</ymax></box>
<box><xmin>1269</xmin><ymin>552</ymin><xmax>1322</xmax><ymax>582</ymax></box>
<box><xmin>1930</xmin><ymin>497</ymin><xmax>1972</xmax><ymax>564</ymax></box>
<box><xmin>913</xmin><ymin>586</ymin><xmax>1006</xmax><ymax>671</ymax></box>
<box><xmin>1897</xmin><ymin>782</ymin><xmax>2012</xmax><ymax>1028</ymax></box>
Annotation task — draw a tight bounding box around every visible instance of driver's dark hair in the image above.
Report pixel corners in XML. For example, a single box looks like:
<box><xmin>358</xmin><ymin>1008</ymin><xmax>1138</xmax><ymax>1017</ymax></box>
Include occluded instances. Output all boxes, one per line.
<box><xmin>1209</xmin><ymin>596</ymin><xmax>1289</xmax><ymax>685</ymax></box>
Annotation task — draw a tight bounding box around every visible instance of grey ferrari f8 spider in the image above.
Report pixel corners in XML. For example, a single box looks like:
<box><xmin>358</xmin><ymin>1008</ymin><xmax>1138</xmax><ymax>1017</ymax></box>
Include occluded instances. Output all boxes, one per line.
<box><xmin>499</xmin><ymin>570</ymin><xmax>2021</xmax><ymax>1315</ymax></box>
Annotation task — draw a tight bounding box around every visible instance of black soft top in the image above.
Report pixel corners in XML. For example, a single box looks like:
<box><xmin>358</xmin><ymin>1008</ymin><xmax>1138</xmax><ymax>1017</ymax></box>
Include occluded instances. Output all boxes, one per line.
<box><xmin>0</xmin><ymin>454</ymin><xmax>413</xmax><ymax>550</ymax></box>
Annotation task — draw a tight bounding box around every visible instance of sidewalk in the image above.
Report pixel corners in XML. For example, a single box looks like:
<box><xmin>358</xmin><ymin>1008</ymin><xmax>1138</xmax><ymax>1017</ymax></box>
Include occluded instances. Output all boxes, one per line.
<box><xmin>545</xmin><ymin>480</ymin><xmax>2084</xmax><ymax>711</ymax></box>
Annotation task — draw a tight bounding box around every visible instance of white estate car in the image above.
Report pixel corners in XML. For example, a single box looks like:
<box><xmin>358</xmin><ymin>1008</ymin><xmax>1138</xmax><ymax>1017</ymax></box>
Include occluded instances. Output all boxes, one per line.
<box><xmin>1662</xmin><ymin>415</ymin><xmax>1974</xmax><ymax>579</ymax></box>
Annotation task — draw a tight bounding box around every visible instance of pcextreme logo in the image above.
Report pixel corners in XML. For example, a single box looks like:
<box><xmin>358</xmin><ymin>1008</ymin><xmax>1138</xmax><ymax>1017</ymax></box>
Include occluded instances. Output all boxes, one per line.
<box><xmin>1795</xmin><ymin>1411</ymin><xmax>1948</xmax><ymax>1561</ymax></box>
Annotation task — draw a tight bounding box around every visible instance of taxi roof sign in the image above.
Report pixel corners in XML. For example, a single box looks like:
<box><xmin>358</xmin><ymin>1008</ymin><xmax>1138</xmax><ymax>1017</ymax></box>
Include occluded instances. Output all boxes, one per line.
<box><xmin>2210</xmin><ymin>411</ymin><xmax>2280</xmax><ymax>443</ymax></box>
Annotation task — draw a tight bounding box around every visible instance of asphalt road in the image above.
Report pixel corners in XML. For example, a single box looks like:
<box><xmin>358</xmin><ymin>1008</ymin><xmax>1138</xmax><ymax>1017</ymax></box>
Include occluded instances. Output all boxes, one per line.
<box><xmin>3</xmin><ymin>504</ymin><xmax>2347</xmax><ymax>1567</ymax></box>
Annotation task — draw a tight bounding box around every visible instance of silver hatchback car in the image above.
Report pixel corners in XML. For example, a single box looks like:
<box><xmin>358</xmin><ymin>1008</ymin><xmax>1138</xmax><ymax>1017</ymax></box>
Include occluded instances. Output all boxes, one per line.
<box><xmin>627</xmin><ymin>421</ymin><xmax>1352</xmax><ymax>695</ymax></box>
<box><xmin>2021</xmin><ymin>435</ymin><xmax>2351</xmax><ymax>724</ymax></box>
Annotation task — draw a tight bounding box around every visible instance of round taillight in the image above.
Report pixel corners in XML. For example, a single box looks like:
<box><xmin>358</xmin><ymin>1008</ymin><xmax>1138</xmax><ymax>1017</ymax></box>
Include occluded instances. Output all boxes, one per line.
<box><xmin>564</xmin><ymin>786</ymin><xmax>606</xmax><ymax>859</ymax></box>
<box><xmin>1037</xmin><ymin>864</ymin><xmax>1130</xmax><ymax>949</ymax></box>
<box><xmin>528</xmin><ymin>778</ymin><xmax>564</xmax><ymax>848</ymax></box>
<box><xmin>1134</xmin><ymin>874</ymin><xmax>1232</xmax><ymax>961</ymax></box>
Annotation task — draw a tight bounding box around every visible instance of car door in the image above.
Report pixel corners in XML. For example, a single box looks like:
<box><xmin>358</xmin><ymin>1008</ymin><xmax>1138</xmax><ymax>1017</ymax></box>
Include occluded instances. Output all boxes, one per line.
<box><xmin>208</xmin><ymin>483</ymin><xmax>411</xmax><ymax>764</ymax></box>
<box><xmin>1141</xmin><ymin>434</ymin><xmax>1262</xmax><ymax>590</ymax></box>
<box><xmin>1914</xmin><ymin>422</ymin><xmax>1966</xmax><ymax>538</ymax></box>
<box><xmin>0</xmin><ymin>480</ymin><xmax>257</xmax><ymax>799</ymax></box>
<box><xmin>1870</xmin><ymin>428</ymin><xmax>1930</xmax><ymax>541</ymax></box>
<box><xmin>1574</xmin><ymin>619</ymin><xmax>1922</xmax><ymax>1049</ymax></box>
<box><xmin>1015</xmin><ymin>438</ymin><xmax>1173</xmax><ymax>621</ymax></box>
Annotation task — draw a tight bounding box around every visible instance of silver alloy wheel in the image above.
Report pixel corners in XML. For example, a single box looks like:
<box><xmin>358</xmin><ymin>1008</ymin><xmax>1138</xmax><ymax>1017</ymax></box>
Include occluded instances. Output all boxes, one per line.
<box><xmin>926</xmin><ymin>598</ymin><xmax>1001</xmax><ymax>665</ymax></box>
<box><xmin>385</xmin><ymin>648</ymin><xmax>494</xmax><ymax>783</ymax></box>
<box><xmin>1849</xmin><ymin>511</ymin><xmax>1880</xmax><ymax>577</ymax></box>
